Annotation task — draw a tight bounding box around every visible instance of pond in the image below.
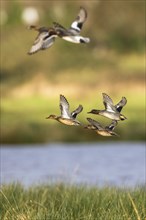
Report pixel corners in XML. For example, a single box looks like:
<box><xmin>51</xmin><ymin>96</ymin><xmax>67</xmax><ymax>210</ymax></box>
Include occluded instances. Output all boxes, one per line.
<box><xmin>1</xmin><ymin>142</ymin><xmax>145</xmax><ymax>187</ymax></box>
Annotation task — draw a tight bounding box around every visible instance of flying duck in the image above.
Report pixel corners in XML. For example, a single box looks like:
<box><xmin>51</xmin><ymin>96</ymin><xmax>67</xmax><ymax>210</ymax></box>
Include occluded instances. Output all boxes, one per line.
<box><xmin>53</xmin><ymin>6</ymin><xmax>90</xmax><ymax>44</ymax></box>
<box><xmin>46</xmin><ymin>94</ymin><xmax>83</xmax><ymax>126</ymax></box>
<box><xmin>85</xmin><ymin>118</ymin><xmax>119</xmax><ymax>137</ymax></box>
<box><xmin>88</xmin><ymin>93</ymin><xmax>127</xmax><ymax>121</ymax></box>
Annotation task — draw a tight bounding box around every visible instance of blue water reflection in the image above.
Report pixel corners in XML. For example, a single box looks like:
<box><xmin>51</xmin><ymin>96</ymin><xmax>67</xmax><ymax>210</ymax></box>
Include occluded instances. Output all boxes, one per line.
<box><xmin>1</xmin><ymin>142</ymin><xmax>145</xmax><ymax>187</ymax></box>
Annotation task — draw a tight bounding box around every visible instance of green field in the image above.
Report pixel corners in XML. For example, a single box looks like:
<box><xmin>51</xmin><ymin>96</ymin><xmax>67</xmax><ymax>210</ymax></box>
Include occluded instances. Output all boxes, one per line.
<box><xmin>0</xmin><ymin>183</ymin><xmax>145</xmax><ymax>220</ymax></box>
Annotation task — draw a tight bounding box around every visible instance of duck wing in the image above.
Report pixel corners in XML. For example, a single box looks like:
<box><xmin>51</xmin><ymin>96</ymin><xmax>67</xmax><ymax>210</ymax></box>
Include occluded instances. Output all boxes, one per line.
<box><xmin>71</xmin><ymin>105</ymin><xmax>83</xmax><ymax>119</ymax></box>
<box><xmin>115</xmin><ymin>97</ymin><xmax>127</xmax><ymax>112</ymax></box>
<box><xmin>28</xmin><ymin>30</ymin><xmax>56</xmax><ymax>55</ymax></box>
<box><xmin>102</xmin><ymin>93</ymin><xmax>116</xmax><ymax>112</ymax></box>
<box><xmin>105</xmin><ymin>120</ymin><xmax>118</xmax><ymax>131</ymax></box>
<box><xmin>69</xmin><ymin>7</ymin><xmax>87</xmax><ymax>34</ymax></box>
<box><xmin>86</xmin><ymin>118</ymin><xmax>103</xmax><ymax>130</ymax></box>
<box><xmin>60</xmin><ymin>95</ymin><xmax>71</xmax><ymax>119</ymax></box>
<box><xmin>53</xmin><ymin>7</ymin><xmax>87</xmax><ymax>36</ymax></box>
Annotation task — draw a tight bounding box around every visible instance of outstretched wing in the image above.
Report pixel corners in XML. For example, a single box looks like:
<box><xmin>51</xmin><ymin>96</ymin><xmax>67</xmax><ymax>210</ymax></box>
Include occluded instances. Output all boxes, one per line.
<box><xmin>102</xmin><ymin>93</ymin><xmax>116</xmax><ymax>112</ymax></box>
<box><xmin>28</xmin><ymin>31</ymin><xmax>56</xmax><ymax>55</ymax></box>
<box><xmin>71</xmin><ymin>105</ymin><xmax>83</xmax><ymax>119</ymax></box>
<box><xmin>105</xmin><ymin>120</ymin><xmax>118</xmax><ymax>131</ymax></box>
<box><xmin>60</xmin><ymin>95</ymin><xmax>71</xmax><ymax>119</ymax></box>
<box><xmin>115</xmin><ymin>97</ymin><xmax>127</xmax><ymax>112</ymax></box>
<box><xmin>53</xmin><ymin>7</ymin><xmax>87</xmax><ymax>37</ymax></box>
<box><xmin>28</xmin><ymin>32</ymin><xmax>47</xmax><ymax>54</ymax></box>
<box><xmin>86</xmin><ymin>118</ymin><xmax>103</xmax><ymax>130</ymax></box>
<box><xmin>70</xmin><ymin>7</ymin><xmax>87</xmax><ymax>33</ymax></box>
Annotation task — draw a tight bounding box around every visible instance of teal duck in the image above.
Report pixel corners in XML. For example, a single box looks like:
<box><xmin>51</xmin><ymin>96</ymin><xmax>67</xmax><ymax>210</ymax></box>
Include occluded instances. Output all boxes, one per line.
<box><xmin>85</xmin><ymin>118</ymin><xmax>119</xmax><ymax>137</ymax></box>
<box><xmin>88</xmin><ymin>93</ymin><xmax>127</xmax><ymax>121</ymax></box>
<box><xmin>53</xmin><ymin>6</ymin><xmax>90</xmax><ymax>44</ymax></box>
<box><xmin>46</xmin><ymin>95</ymin><xmax>83</xmax><ymax>126</ymax></box>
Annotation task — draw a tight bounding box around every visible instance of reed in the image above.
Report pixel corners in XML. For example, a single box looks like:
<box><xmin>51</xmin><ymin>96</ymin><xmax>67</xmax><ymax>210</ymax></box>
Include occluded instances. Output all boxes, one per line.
<box><xmin>0</xmin><ymin>183</ymin><xmax>145</xmax><ymax>220</ymax></box>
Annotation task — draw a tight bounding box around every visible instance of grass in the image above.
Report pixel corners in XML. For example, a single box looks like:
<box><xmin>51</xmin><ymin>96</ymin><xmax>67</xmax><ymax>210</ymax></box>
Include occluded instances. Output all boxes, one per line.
<box><xmin>0</xmin><ymin>183</ymin><xmax>145</xmax><ymax>220</ymax></box>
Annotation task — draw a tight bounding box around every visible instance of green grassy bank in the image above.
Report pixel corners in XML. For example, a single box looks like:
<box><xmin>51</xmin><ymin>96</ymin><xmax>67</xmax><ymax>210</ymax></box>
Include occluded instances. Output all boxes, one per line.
<box><xmin>0</xmin><ymin>183</ymin><xmax>145</xmax><ymax>220</ymax></box>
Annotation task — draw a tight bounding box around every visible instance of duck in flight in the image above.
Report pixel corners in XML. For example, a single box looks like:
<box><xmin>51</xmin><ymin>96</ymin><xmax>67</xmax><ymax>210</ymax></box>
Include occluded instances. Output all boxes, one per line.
<box><xmin>53</xmin><ymin>6</ymin><xmax>90</xmax><ymax>44</ymax></box>
<box><xmin>85</xmin><ymin>118</ymin><xmax>119</xmax><ymax>137</ymax></box>
<box><xmin>46</xmin><ymin>95</ymin><xmax>83</xmax><ymax>126</ymax></box>
<box><xmin>88</xmin><ymin>93</ymin><xmax>127</xmax><ymax>121</ymax></box>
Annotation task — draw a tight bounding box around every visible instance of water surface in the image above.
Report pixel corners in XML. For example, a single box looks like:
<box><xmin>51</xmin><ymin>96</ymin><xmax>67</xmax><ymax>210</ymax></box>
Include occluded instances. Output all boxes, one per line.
<box><xmin>1</xmin><ymin>142</ymin><xmax>145</xmax><ymax>187</ymax></box>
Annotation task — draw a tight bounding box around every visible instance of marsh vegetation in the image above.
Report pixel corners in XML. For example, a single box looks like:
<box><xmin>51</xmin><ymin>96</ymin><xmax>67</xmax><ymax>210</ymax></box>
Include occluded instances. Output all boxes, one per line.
<box><xmin>0</xmin><ymin>183</ymin><xmax>145</xmax><ymax>220</ymax></box>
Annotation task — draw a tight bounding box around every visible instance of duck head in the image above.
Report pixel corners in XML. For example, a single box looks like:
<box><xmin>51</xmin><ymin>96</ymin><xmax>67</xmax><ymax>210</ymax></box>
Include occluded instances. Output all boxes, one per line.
<box><xmin>87</xmin><ymin>109</ymin><xmax>100</xmax><ymax>114</ymax></box>
<box><xmin>46</xmin><ymin>114</ymin><xmax>58</xmax><ymax>120</ymax></box>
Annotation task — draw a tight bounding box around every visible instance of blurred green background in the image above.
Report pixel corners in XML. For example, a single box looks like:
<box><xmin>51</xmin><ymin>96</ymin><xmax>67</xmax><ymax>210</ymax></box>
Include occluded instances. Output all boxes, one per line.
<box><xmin>1</xmin><ymin>0</ymin><xmax>145</xmax><ymax>143</ymax></box>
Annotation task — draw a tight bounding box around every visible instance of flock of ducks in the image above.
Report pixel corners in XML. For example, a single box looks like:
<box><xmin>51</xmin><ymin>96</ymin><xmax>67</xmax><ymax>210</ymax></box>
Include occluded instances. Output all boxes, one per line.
<box><xmin>46</xmin><ymin>93</ymin><xmax>127</xmax><ymax>137</ymax></box>
<box><xmin>28</xmin><ymin>6</ymin><xmax>128</xmax><ymax>137</ymax></box>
